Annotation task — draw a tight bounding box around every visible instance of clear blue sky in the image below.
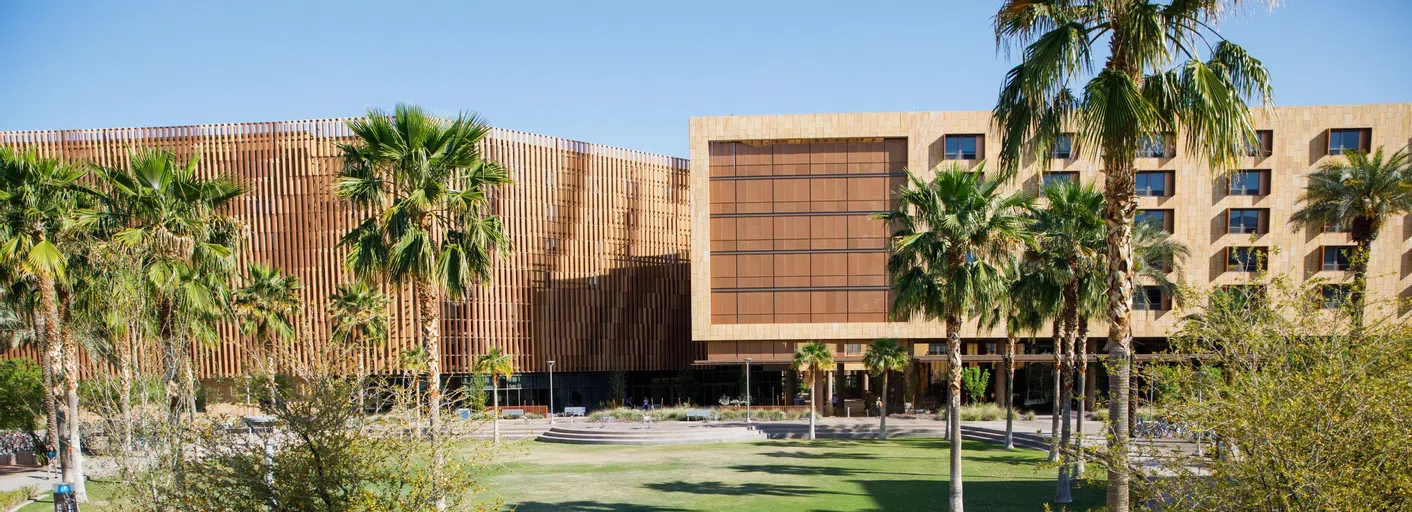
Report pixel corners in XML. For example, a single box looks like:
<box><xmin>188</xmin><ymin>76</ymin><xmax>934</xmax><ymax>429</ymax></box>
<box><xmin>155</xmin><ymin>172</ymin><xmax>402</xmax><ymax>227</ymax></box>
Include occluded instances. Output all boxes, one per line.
<box><xmin>2</xmin><ymin>1</ymin><xmax>1409</xmax><ymax>157</ymax></box>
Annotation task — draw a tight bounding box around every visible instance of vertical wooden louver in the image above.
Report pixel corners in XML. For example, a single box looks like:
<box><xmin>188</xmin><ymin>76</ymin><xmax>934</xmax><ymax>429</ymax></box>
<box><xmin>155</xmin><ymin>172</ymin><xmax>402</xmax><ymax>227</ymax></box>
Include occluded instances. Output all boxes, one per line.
<box><xmin>0</xmin><ymin>119</ymin><xmax>696</xmax><ymax>377</ymax></box>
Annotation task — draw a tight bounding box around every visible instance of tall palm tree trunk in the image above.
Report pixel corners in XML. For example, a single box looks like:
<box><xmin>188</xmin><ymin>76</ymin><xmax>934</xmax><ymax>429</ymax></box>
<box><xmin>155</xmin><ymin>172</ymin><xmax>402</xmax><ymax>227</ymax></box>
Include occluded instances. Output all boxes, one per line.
<box><xmin>1056</xmin><ymin>290</ymin><xmax>1077</xmax><ymax>504</ymax></box>
<box><xmin>492</xmin><ymin>376</ymin><xmax>500</xmax><ymax>442</ymax></box>
<box><xmin>120</xmin><ymin>329</ymin><xmax>135</xmax><ymax>454</ymax></box>
<box><xmin>1075</xmin><ymin>316</ymin><xmax>1089</xmax><ymax>478</ymax></box>
<box><xmin>1349</xmin><ymin>232</ymin><xmax>1375</xmax><ymax>329</ymax></box>
<box><xmin>1049</xmin><ymin>322</ymin><xmax>1061</xmax><ymax>462</ymax></box>
<box><xmin>878</xmin><ymin>371</ymin><xmax>889</xmax><ymax>439</ymax></box>
<box><xmin>62</xmin><ymin>324</ymin><xmax>87</xmax><ymax>501</ymax></box>
<box><xmin>1102</xmin><ymin>149</ymin><xmax>1139</xmax><ymax>512</ymax></box>
<box><xmin>36</xmin><ymin>273</ymin><xmax>70</xmax><ymax>480</ymax></box>
<box><xmin>37</xmin><ymin>314</ymin><xmax>59</xmax><ymax>467</ymax></box>
<box><xmin>1004</xmin><ymin>334</ymin><xmax>1016</xmax><ymax>450</ymax></box>
<box><xmin>946</xmin><ymin>314</ymin><xmax>964</xmax><ymax>512</ymax></box>
<box><xmin>807</xmin><ymin>371</ymin><xmax>816</xmax><ymax>440</ymax></box>
<box><xmin>413</xmin><ymin>279</ymin><xmax>445</xmax><ymax>510</ymax></box>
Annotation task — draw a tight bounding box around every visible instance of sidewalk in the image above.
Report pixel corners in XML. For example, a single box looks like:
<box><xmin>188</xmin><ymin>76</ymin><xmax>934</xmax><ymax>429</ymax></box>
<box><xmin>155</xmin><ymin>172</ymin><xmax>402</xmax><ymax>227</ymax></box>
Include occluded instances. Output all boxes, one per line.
<box><xmin>0</xmin><ymin>464</ymin><xmax>52</xmax><ymax>493</ymax></box>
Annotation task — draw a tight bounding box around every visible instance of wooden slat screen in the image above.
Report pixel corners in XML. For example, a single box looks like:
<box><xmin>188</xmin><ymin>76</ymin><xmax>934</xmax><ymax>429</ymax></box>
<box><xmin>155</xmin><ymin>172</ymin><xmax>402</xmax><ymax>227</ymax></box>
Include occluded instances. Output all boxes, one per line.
<box><xmin>1</xmin><ymin>119</ymin><xmax>696</xmax><ymax>377</ymax></box>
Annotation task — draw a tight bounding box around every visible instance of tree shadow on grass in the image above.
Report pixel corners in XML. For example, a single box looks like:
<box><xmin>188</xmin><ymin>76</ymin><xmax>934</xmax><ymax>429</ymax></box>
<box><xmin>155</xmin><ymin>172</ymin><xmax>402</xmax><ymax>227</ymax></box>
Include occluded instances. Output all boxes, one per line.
<box><xmin>642</xmin><ymin>480</ymin><xmax>844</xmax><ymax>497</ymax></box>
<box><xmin>855</xmin><ymin>478</ymin><xmax>1105</xmax><ymax>512</ymax></box>
<box><xmin>728</xmin><ymin>463</ymin><xmax>930</xmax><ymax>478</ymax></box>
<box><xmin>759</xmin><ymin>450</ymin><xmax>880</xmax><ymax>460</ymax></box>
<box><xmin>509</xmin><ymin>500</ymin><xmax>690</xmax><ymax>511</ymax></box>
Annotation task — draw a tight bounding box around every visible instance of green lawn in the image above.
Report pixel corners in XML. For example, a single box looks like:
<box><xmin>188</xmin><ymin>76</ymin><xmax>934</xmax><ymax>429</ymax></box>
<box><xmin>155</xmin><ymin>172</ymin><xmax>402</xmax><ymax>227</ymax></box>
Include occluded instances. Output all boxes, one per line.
<box><xmin>486</xmin><ymin>439</ymin><xmax>1104</xmax><ymax>512</ymax></box>
<box><xmin>22</xmin><ymin>439</ymin><xmax>1103</xmax><ymax>511</ymax></box>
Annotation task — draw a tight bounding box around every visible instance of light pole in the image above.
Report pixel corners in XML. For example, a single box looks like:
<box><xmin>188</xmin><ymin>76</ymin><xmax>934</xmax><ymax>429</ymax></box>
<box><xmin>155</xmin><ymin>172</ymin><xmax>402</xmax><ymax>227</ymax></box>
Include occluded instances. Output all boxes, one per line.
<box><xmin>743</xmin><ymin>358</ymin><xmax>752</xmax><ymax>423</ymax></box>
<box><xmin>547</xmin><ymin>360</ymin><xmax>556</xmax><ymax>424</ymax></box>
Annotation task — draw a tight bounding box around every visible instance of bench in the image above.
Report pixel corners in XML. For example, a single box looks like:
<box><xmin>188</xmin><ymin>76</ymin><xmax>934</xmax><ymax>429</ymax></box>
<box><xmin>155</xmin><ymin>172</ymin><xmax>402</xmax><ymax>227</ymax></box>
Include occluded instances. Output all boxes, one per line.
<box><xmin>685</xmin><ymin>409</ymin><xmax>716</xmax><ymax>422</ymax></box>
<box><xmin>501</xmin><ymin>409</ymin><xmax>525</xmax><ymax>420</ymax></box>
<box><xmin>563</xmin><ymin>407</ymin><xmax>586</xmax><ymax>421</ymax></box>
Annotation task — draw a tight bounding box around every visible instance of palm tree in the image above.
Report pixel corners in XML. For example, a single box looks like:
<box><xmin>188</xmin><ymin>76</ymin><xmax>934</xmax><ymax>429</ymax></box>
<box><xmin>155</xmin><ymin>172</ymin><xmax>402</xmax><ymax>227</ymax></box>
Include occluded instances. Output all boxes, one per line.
<box><xmin>791</xmin><ymin>342</ymin><xmax>834</xmax><ymax>441</ymax></box>
<box><xmin>1028</xmin><ymin>180</ymin><xmax>1105</xmax><ymax>502</ymax></box>
<box><xmin>335</xmin><ymin>104</ymin><xmax>512</xmax><ymax>477</ymax></box>
<box><xmin>328</xmin><ymin>281</ymin><xmax>388</xmax><ymax>413</ymax></box>
<box><xmin>472</xmin><ymin>347</ymin><xmax>514</xmax><ymax>442</ymax></box>
<box><xmin>0</xmin><ymin>148</ymin><xmax>90</xmax><ymax>499</ymax></box>
<box><xmin>876</xmin><ymin>164</ymin><xmax>1033</xmax><ymax>512</ymax></box>
<box><xmin>82</xmin><ymin>149</ymin><xmax>244</xmax><ymax>426</ymax></box>
<box><xmin>992</xmin><ymin>3</ymin><xmax>1275</xmax><ymax>508</ymax></box>
<box><xmin>861</xmin><ymin>339</ymin><xmax>910</xmax><ymax>439</ymax></box>
<box><xmin>1290</xmin><ymin>146</ymin><xmax>1412</xmax><ymax>327</ymax></box>
<box><xmin>233</xmin><ymin>263</ymin><xmax>302</xmax><ymax>407</ymax></box>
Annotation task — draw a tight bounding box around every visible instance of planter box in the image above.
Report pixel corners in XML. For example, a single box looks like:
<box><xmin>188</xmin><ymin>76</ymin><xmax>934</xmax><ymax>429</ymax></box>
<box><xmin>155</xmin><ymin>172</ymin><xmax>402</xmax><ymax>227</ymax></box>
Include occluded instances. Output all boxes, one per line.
<box><xmin>0</xmin><ymin>451</ymin><xmax>39</xmax><ymax>467</ymax></box>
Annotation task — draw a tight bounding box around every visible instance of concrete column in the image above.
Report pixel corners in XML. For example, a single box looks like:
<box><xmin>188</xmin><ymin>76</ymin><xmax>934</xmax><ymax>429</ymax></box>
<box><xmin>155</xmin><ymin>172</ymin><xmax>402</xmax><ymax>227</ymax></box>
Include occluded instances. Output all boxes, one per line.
<box><xmin>995</xmin><ymin>362</ymin><xmax>1007</xmax><ymax>408</ymax></box>
<box><xmin>786</xmin><ymin>369</ymin><xmax>798</xmax><ymax>405</ymax></box>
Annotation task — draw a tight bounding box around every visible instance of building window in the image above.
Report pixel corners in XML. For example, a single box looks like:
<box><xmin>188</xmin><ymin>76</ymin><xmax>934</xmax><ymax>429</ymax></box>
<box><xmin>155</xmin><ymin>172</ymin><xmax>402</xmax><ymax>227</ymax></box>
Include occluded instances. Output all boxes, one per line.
<box><xmin>1136</xmin><ymin>133</ymin><xmax>1174</xmax><ymax>158</ymax></box>
<box><xmin>845</xmin><ymin>343</ymin><xmax>862</xmax><ymax>354</ymax></box>
<box><xmin>1136</xmin><ymin>209</ymin><xmax>1171</xmax><ymax>233</ymax></box>
<box><xmin>1320</xmin><ymin>284</ymin><xmax>1352</xmax><ymax>309</ymax></box>
<box><xmin>1052</xmin><ymin>134</ymin><xmax>1074</xmax><ymax>159</ymax></box>
<box><xmin>1227</xmin><ymin>247</ymin><xmax>1267</xmax><ymax>272</ymax></box>
<box><xmin>1135</xmin><ymin>171</ymin><xmax>1169</xmax><ymax>197</ymax></box>
<box><xmin>1328</xmin><ymin>129</ymin><xmax>1370</xmax><ymax>155</ymax></box>
<box><xmin>1244</xmin><ymin>130</ymin><xmax>1273</xmax><ymax>158</ymax></box>
<box><xmin>1227</xmin><ymin>209</ymin><xmax>1264</xmax><ymax>234</ymax></box>
<box><xmin>1133</xmin><ymin>286</ymin><xmax>1166</xmax><ymax>311</ymax></box>
<box><xmin>928</xmin><ymin>342</ymin><xmax>946</xmax><ymax>355</ymax></box>
<box><xmin>1216</xmin><ymin>285</ymin><xmax>1266</xmax><ymax>308</ymax></box>
<box><xmin>944</xmin><ymin>135</ymin><xmax>983</xmax><ymax>160</ymax></box>
<box><xmin>1042</xmin><ymin>172</ymin><xmax>1076</xmax><ymax>187</ymax></box>
<box><xmin>1228</xmin><ymin>170</ymin><xmax>1266</xmax><ymax>196</ymax></box>
<box><xmin>1323</xmin><ymin>222</ymin><xmax>1350</xmax><ymax>233</ymax></box>
<box><xmin>1323</xmin><ymin>246</ymin><xmax>1354</xmax><ymax>271</ymax></box>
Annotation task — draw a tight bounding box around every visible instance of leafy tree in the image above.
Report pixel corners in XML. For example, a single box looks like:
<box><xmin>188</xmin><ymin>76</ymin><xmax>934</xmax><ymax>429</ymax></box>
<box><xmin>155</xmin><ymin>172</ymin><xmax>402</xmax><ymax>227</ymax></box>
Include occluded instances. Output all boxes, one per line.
<box><xmin>471</xmin><ymin>347</ymin><xmax>514</xmax><ymax>442</ymax></box>
<box><xmin>1151</xmin><ymin>280</ymin><xmax>1412</xmax><ymax>510</ymax></box>
<box><xmin>992</xmin><ymin>2</ymin><xmax>1276</xmax><ymax>508</ymax></box>
<box><xmin>959</xmin><ymin>366</ymin><xmax>991</xmax><ymax>405</ymax></box>
<box><xmin>876</xmin><ymin>164</ymin><xmax>1032</xmax><ymax>511</ymax></box>
<box><xmin>861</xmin><ymin>339</ymin><xmax>909</xmax><ymax>438</ymax></box>
<box><xmin>335</xmin><ymin>104</ymin><xmax>511</xmax><ymax>488</ymax></box>
<box><xmin>790</xmin><ymin>342</ymin><xmax>834</xmax><ymax>441</ymax></box>
<box><xmin>233</xmin><ymin>263</ymin><xmax>302</xmax><ymax>406</ymax></box>
<box><xmin>0</xmin><ymin>358</ymin><xmax>43</xmax><ymax>434</ymax></box>
<box><xmin>1289</xmin><ymin>146</ymin><xmax>1412</xmax><ymax>328</ymax></box>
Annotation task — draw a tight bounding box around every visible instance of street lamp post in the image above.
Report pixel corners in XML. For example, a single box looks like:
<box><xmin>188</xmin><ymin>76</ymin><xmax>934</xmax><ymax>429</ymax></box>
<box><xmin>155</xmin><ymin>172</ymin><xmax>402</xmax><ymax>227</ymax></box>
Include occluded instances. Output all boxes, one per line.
<box><xmin>743</xmin><ymin>358</ymin><xmax>753</xmax><ymax>423</ymax></box>
<box><xmin>547</xmin><ymin>360</ymin><xmax>556</xmax><ymax>424</ymax></box>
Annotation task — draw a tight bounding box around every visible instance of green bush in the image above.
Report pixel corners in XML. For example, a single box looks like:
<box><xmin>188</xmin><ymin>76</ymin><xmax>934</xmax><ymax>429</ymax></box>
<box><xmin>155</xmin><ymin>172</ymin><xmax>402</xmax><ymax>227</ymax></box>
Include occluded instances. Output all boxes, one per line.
<box><xmin>960</xmin><ymin>367</ymin><xmax>991</xmax><ymax>404</ymax></box>
<box><xmin>586</xmin><ymin>407</ymin><xmax>809</xmax><ymax>422</ymax></box>
<box><xmin>1087</xmin><ymin>408</ymin><xmax>1110</xmax><ymax>422</ymax></box>
<box><xmin>0</xmin><ymin>489</ymin><xmax>27</xmax><ymax>510</ymax></box>
<box><xmin>0</xmin><ymin>358</ymin><xmax>42</xmax><ymax>433</ymax></box>
<box><xmin>939</xmin><ymin>403</ymin><xmax>1032</xmax><ymax>422</ymax></box>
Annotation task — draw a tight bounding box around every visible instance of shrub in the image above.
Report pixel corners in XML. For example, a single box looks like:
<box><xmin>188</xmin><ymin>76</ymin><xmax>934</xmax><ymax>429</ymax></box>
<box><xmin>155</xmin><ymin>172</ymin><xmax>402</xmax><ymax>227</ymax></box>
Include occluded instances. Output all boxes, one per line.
<box><xmin>586</xmin><ymin>406</ymin><xmax>809</xmax><ymax>422</ymax></box>
<box><xmin>960</xmin><ymin>367</ymin><xmax>991</xmax><ymax>404</ymax></box>
<box><xmin>938</xmin><ymin>403</ymin><xmax>1030</xmax><ymax>422</ymax></box>
<box><xmin>0</xmin><ymin>358</ymin><xmax>42</xmax><ymax>433</ymax></box>
<box><xmin>1087</xmin><ymin>409</ymin><xmax>1109</xmax><ymax>422</ymax></box>
<box><xmin>0</xmin><ymin>489</ymin><xmax>28</xmax><ymax>510</ymax></box>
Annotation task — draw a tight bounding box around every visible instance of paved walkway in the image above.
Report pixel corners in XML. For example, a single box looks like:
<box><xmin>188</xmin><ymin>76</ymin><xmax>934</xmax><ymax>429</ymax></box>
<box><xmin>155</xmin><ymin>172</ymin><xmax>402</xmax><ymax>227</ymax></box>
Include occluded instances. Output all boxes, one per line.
<box><xmin>0</xmin><ymin>464</ymin><xmax>53</xmax><ymax>493</ymax></box>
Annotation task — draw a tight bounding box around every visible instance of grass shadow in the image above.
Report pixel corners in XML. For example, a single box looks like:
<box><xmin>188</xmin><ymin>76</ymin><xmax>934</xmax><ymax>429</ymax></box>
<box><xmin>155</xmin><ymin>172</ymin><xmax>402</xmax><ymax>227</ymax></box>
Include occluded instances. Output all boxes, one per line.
<box><xmin>642</xmin><ymin>480</ymin><xmax>844</xmax><ymax>497</ymax></box>
<box><xmin>509</xmin><ymin>500</ymin><xmax>691</xmax><ymax>511</ymax></box>
<box><xmin>856</xmin><ymin>478</ymin><xmax>1105</xmax><ymax>512</ymax></box>
<box><xmin>758</xmin><ymin>450</ymin><xmax>880</xmax><ymax>460</ymax></box>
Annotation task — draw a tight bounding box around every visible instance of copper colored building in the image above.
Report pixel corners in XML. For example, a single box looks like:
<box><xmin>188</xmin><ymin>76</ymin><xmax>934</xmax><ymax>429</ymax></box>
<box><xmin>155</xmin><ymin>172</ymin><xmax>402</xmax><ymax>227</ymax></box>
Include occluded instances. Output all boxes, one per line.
<box><xmin>1</xmin><ymin>119</ymin><xmax>696</xmax><ymax>409</ymax></box>
<box><xmin>690</xmin><ymin>104</ymin><xmax>1412</xmax><ymax>413</ymax></box>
